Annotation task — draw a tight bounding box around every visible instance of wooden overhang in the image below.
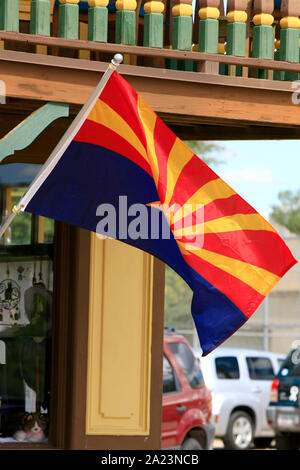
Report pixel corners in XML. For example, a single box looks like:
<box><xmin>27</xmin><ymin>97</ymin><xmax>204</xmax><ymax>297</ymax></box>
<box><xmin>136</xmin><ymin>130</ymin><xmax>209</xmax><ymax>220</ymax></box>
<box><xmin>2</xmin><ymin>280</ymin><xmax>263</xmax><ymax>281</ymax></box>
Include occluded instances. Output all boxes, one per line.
<box><xmin>1</xmin><ymin>41</ymin><xmax>300</xmax><ymax>167</ymax></box>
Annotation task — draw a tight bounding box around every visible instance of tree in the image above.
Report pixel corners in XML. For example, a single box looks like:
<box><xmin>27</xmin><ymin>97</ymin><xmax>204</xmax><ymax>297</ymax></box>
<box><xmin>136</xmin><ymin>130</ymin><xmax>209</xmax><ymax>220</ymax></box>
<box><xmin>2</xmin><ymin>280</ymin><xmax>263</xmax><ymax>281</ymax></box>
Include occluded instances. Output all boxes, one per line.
<box><xmin>271</xmin><ymin>190</ymin><xmax>300</xmax><ymax>235</ymax></box>
<box><xmin>164</xmin><ymin>266</ymin><xmax>194</xmax><ymax>328</ymax></box>
<box><xmin>184</xmin><ymin>140</ymin><xmax>225</xmax><ymax>167</ymax></box>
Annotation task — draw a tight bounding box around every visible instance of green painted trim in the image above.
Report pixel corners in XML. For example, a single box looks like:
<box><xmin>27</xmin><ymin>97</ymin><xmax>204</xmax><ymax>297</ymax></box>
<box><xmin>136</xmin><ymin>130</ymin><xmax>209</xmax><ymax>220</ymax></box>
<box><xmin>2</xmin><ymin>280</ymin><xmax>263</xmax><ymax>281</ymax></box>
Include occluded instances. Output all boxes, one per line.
<box><xmin>180</xmin><ymin>60</ymin><xmax>194</xmax><ymax>72</ymax></box>
<box><xmin>226</xmin><ymin>22</ymin><xmax>246</xmax><ymax>57</ymax></box>
<box><xmin>58</xmin><ymin>3</ymin><xmax>79</xmax><ymax>40</ymax></box>
<box><xmin>253</xmin><ymin>24</ymin><xmax>273</xmax><ymax>79</ymax></box>
<box><xmin>30</xmin><ymin>0</ymin><xmax>51</xmax><ymax>36</ymax></box>
<box><xmin>143</xmin><ymin>13</ymin><xmax>163</xmax><ymax>48</ymax></box>
<box><xmin>198</xmin><ymin>18</ymin><xmax>218</xmax><ymax>54</ymax></box>
<box><xmin>0</xmin><ymin>0</ymin><xmax>19</xmax><ymax>32</ymax></box>
<box><xmin>280</xmin><ymin>28</ymin><xmax>300</xmax><ymax>80</ymax></box>
<box><xmin>253</xmin><ymin>25</ymin><xmax>273</xmax><ymax>59</ymax></box>
<box><xmin>169</xmin><ymin>59</ymin><xmax>194</xmax><ymax>71</ymax></box>
<box><xmin>280</xmin><ymin>28</ymin><xmax>299</xmax><ymax>62</ymax></box>
<box><xmin>165</xmin><ymin>58</ymin><xmax>178</xmax><ymax>70</ymax></box>
<box><xmin>115</xmin><ymin>10</ymin><xmax>136</xmax><ymax>45</ymax></box>
<box><xmin>274</xmin><ymin>49</ymin><xmax>284</xmax><ymax>81</ymax></box>
<box><xmin>219</xmin><ymin>63</ymin><xmax>228</xmax><ymax>75</ymax></box>
<box><xmin>0</xmin><ymin>102</ymin><xmax>70</xmax><ymax>162</ymax></box>
<box><xmin>88</xmin><ymin>6</ymin><xmax>108</xmax><ymax>42</ymax></box>
<box><xmin>172</xmin><ymin>15</ymin><xmax>192</xmax><ymax>51</ymax></box>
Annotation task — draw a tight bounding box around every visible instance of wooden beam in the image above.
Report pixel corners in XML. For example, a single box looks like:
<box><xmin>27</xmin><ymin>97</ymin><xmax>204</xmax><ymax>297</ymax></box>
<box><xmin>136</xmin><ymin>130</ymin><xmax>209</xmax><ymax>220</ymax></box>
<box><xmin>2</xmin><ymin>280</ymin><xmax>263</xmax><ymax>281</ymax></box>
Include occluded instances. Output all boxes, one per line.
<box><xmin>0</xmin><ymin>49</ymin><xmax>298</xmax><ymax>92</ymax></box>
<box><xmin>2</xmin><ymin>30</ymin><xmax>300</xmax><ymax>72</ymax></box>
<box><xmin>1</xmin><ymin>100</ymin><xmax>300</xmax><ymax>167</ymax></box>
<box><xmin>170</xmin><ymin>123</ymin><xmax>300</xmax><ymax>140</ymax></box>
<box><xmin>0</xmin><ymin>50</ymin><xmax>300</xmax><ymax>129</ymax></box>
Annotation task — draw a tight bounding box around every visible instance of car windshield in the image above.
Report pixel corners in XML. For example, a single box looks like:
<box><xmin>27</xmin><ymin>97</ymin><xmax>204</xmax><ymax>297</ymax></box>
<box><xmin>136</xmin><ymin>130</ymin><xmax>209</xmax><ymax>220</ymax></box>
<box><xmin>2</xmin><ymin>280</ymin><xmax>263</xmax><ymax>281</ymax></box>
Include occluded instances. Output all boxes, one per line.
<box><xmin>168</xmin><ymin>342</ymin><xmax>204</xmax><ymax>389</ymax></box>
<box><xmin>279</xmin><ymin>349</ymin><xmax>300</xmax><ymax>378</ymax></box>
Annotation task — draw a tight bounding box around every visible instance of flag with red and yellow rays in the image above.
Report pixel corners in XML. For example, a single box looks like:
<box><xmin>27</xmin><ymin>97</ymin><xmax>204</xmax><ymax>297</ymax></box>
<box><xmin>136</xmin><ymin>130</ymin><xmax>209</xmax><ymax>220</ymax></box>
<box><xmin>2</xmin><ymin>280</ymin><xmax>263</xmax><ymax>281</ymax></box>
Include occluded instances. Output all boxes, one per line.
<box><xmin>21</xmin><ymin>70</ymin><xmax>296</xmax><ymax>355</ymax></box>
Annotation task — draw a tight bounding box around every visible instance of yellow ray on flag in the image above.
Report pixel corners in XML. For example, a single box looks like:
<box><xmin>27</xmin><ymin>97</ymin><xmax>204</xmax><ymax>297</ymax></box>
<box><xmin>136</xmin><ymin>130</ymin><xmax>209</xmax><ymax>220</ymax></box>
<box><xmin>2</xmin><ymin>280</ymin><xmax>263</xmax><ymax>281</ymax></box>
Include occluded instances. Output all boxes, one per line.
<box><xmin>178</xmin><ymin>244</ymin><xmax>280</xmax><ymax>296</ymax></box>
<box><xmin>173</xmin><ymin>213</ymin><xmax>276</xmax><ymax>237</ymax></box>
<box><xmin>89</xmin><ymin>100</ymin><xmax>149</xmax><ymax>166</ymax></box>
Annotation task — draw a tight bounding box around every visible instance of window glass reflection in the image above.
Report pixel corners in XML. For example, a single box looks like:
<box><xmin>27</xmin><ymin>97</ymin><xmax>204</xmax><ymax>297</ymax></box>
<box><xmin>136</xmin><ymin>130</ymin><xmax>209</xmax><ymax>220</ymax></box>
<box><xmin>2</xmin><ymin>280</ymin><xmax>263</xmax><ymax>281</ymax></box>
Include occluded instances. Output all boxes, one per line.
<box><xmin>0</xmin><ymin>163</ymin><xmax>54</xmax><ymax>444</ymax></box>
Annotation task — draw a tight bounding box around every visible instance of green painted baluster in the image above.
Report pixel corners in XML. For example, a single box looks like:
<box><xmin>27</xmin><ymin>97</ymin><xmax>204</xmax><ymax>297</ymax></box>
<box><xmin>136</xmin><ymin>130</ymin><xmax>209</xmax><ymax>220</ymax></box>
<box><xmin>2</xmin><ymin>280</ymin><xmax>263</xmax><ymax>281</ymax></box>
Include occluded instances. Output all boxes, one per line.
<box><xmin>226</xmin><ymin>0</ymin><xmax>248</xmax><ymax>77</ymax></box>
<box><xmin>218</xmin><ymin>42</ymin><xmax>227</xmax><ymax>75</ymax></box>
<box><xmin>252</xmin><ymin>0</ymin><xmax>274</xmax><ymax>79</ymax></box>
<box><xmin>0</xmin><ymin>0</ymin><xmax>19</xmax><ymax>32</ymax></box>
<box><xmin>197</xmin><ymin>0</ymin><xmax>220</xmax><ymax>74</ymax></box>
<box><xmin>115</xmin><ymin>0</ymin><xmax>137</xmax><ymax>45</ymax></box>
<box><xmin>198</xmin><ymin>0</ymin><xmax>220</xmax><ymax>55</ymax></box>
<box><xmin>143</xmin><ymin>1</ymin><xmax>165</xmax><ymax>48</ymax></box>
<box><xmin>274</xmin><ymin>40</ymin><xmax>285</xmax><ymax>81</ymax></box>
<box><xmin>30</xmin><ymin>0</ymin><xmax>51</xmax><ymax>36</ymax></box>
<box><xmin>88</xmin><ymin>0</ymin><xmax>109</xmax><ymax>42</ymax></box>
<box><xmin>58</xmin><ymin>0</ymin><xmax>79</xmax><ymax>39</ymax></box>
<box><xmin>279</xmin><ymin>0</ymin><xmax>300</xmax><ymax>81</ymax></box>
<box><xmin>171</xmin><ymin>1</ymin><xmax>194</xmax><ymax>71</ymax></box>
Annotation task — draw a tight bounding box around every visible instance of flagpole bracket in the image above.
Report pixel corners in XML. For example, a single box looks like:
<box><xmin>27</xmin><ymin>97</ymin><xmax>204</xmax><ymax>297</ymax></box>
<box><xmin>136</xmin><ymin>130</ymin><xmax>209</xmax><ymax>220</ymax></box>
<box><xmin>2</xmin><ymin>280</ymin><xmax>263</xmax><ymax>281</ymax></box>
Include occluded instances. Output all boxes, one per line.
<box><xmin>12</xmin><ymin>205</ymin><xmax>23</xmax><ymax>215</ymax></box>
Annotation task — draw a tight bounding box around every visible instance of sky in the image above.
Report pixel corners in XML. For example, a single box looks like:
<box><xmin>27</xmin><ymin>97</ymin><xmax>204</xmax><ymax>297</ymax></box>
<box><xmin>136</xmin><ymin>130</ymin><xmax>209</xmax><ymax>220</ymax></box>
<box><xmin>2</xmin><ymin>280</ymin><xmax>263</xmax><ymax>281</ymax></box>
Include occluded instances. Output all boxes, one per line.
<box><xmin>209</xmin><ymin>140</ymin><xmax>300</xmax><ymax>220</ymax></box>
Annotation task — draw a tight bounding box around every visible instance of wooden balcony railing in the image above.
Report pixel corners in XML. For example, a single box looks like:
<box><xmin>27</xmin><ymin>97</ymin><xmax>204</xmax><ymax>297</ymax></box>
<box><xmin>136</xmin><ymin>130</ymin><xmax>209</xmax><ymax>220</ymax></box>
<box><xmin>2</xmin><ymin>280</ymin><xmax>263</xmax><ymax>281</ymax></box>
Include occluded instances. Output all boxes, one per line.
<box><xmin>1</xmin><ymin>0</ymin><xmax>300</xmax><ymax>82</ymax></box>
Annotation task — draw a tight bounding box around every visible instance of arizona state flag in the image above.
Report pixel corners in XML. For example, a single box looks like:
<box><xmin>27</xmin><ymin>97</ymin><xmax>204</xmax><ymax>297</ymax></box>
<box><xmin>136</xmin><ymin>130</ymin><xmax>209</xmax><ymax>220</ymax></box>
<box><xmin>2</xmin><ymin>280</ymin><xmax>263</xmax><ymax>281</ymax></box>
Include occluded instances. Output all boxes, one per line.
<box><xmin>16</xmin><ymin>69</ymin><xmax>296</xmax><ymax>355</ymax></box>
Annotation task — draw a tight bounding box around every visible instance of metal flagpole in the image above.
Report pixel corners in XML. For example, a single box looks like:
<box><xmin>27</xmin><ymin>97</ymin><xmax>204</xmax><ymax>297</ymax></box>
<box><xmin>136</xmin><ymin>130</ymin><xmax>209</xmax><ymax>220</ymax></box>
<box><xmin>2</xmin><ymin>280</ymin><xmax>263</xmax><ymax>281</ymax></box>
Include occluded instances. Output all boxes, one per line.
<box><xmin>0</xmin><ymin>53</ymin><xmax>123</xmax><ymax>240</ymax></box>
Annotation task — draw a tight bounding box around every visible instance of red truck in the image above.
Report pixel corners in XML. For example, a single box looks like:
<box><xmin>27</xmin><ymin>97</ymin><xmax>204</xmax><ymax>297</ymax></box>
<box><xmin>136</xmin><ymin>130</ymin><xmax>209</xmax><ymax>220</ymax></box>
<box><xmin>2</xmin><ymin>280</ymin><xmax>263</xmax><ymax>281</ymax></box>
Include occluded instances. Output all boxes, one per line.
<box><xmin>162</xmin><ymin>331</ymin><xmax>215</xmax><ymax>450</ymax></box>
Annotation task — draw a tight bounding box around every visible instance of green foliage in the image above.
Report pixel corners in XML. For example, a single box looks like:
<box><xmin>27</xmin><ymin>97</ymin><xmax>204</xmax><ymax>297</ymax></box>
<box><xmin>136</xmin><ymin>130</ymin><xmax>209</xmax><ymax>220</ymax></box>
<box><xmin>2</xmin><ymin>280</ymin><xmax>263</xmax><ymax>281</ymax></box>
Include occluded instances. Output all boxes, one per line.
<box><xmin>164</xmin><ymin>265</ymin><xmax>194</xmax><ymax>328</ymax></box>
<box><xmin>184</xmin><ymin>141</ymin><xmax>225</xmax><ymax>167</ymax></box>
<box><xmin>10</xmin><ymin>187</ymin><xmax>32</xmax><ymax>245</ymax></box>
<box><xmin>271</xmin><ymin>190</ymin><xmax>300</xmax><ymax>235</ymax></box>
<box><xmin>6</xmin><ymin>187</ymin><xmax>54</xmax><ymax>245</ymax></box>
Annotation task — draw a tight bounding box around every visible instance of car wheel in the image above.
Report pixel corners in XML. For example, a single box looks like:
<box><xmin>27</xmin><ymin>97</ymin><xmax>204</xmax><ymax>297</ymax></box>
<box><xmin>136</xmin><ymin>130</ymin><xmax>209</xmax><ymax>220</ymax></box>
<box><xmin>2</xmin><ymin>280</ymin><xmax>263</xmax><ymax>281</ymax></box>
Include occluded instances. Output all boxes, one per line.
<box><xmin>253</xmin><ymin>437</ymin><xmax>273</xmax><ymax>449</ymax></box>
<box><xmin>275</xmin><ymin>434</ymin><xmax>300</xmax><ymax>450</ymax></box>
<box><xmin>181</xmin><ymin>437</ymin><xmax>202</xmax><ymax>450</ymax></box>
<box><xmin>223</xmin><ymin>411</ymin><xmax>254</xmax><ymax>450</ymax></box>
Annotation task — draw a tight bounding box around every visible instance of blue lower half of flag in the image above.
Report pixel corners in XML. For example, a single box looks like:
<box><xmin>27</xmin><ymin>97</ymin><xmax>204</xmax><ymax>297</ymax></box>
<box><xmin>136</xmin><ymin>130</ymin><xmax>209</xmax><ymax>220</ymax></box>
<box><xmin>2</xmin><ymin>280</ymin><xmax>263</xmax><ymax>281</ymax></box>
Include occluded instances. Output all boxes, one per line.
<box><xmin>26</xmin><ymin>141</ymin><xmax>247</xmax><ymax>354</ymax></box>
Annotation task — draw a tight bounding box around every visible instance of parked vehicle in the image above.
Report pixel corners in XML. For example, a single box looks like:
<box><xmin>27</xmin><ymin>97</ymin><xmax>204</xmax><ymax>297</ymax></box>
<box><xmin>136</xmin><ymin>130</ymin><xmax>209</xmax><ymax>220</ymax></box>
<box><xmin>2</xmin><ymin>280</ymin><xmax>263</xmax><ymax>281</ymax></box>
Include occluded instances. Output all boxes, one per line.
<box><xmin>267</xmin><ymin>348</ymin><xmax>300</xmax><ymax>450</ymax></box>
<box><xmin>194</xmin><ymin>347</ymin><xmax>284</xmax><ymax>450</ymax></box>
<box><xmin>162</xmin><ymin>331</ymin><xmax>215</xmax><ymax>450</ymax></box>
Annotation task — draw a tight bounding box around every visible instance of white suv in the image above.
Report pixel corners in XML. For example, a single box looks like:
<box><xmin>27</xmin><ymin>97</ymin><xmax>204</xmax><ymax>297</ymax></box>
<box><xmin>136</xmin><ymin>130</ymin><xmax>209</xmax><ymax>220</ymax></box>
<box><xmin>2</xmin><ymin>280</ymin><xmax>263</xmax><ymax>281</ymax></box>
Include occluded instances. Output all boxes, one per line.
<box><xmin>194</xmin><ymin>347</ymin><xmax>285</xmax><ymax>450</ymax></box>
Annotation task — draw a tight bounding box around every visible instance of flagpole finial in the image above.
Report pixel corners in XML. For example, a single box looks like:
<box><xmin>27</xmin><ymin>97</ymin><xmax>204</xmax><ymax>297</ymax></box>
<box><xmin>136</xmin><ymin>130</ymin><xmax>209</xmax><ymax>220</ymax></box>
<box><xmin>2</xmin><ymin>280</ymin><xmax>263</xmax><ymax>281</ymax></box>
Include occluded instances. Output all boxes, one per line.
<box><xmin>112</xmin><ymin>54</ymin><xmax>123</xmax><ymax>66</ymax></box>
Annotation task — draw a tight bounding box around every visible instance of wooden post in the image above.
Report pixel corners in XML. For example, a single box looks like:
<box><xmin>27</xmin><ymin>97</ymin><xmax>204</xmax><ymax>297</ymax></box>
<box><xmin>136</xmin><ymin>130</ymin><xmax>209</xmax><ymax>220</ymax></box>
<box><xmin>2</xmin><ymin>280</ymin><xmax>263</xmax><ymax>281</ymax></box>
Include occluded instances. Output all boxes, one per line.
<box><xmin>143</xmin><ymin>1</ymin><xmax>165</xmax><ymax>48</ymax></box>
<box><xmin>58</xmin><ymin>0</ymin><xmax>79</xmax><ymax>40</ymax></box>
<box><xmin>198</xmin><ymin>0</ymin><xmax>220</xmax><ymax>53</ymax></box>
<box><xmin>279</xmin><ymin>0</ymin><xmax>300</xmax><ymax>80</ymax></box>
<box><xmin>252</xmin><ymin>0</ymin><xmax>274</xmax><ymax>79</ymax></box>
<box><xmin>171</xmin><ymin>0</ymin><xmax>193</xmax><ymax>70</ymax></box>
<box><xmin>30</xmin><ymin>0</ymin><xmax>51</xmax><ymax>36</ymax></box>
<box><xmin>30</xmin><ymin>0</ymin><xmax>51</xmax><ymax>55</ymax></box>
<box><xmin>226</xmin><ymin>0</ymin><xmax>248</xmax><ymax>76</ymax></box>
<box><xmin>88</xmin><ymin>0</ymin><xmax>109</xmax><ymax>42</ymax></box>
<box><xmin>198</xmin><ymin>0</ymin><xmax>220</xmax><ymax>73</ymax></box>
<box><xmin>115</xmin><ymin>0</ymin><xmax>137</xmax><ymax>45</ymax></box>
<box><xmin>0</xmin><ymin>0</ymin><xmax>19</xmax><ymax>32</ymax></box>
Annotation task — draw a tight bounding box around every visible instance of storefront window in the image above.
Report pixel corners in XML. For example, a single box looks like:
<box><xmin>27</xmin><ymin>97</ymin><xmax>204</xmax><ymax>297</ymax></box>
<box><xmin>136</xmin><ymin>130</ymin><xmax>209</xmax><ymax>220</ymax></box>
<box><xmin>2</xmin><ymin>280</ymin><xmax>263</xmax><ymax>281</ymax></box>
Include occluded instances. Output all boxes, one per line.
<box><xmin>0</xmin><ymin>164</ymin><xmax>53</xmax><ymax>444</ymax></box>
